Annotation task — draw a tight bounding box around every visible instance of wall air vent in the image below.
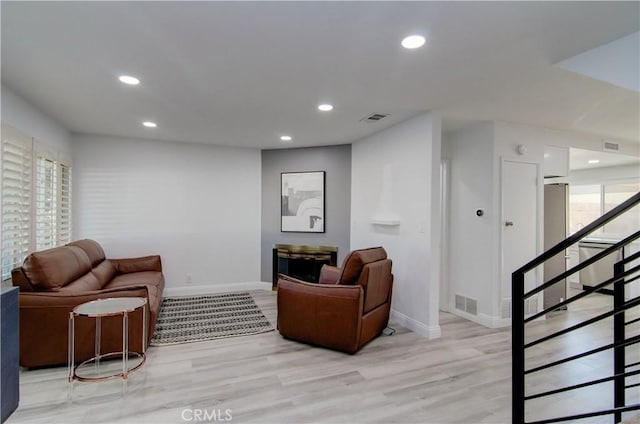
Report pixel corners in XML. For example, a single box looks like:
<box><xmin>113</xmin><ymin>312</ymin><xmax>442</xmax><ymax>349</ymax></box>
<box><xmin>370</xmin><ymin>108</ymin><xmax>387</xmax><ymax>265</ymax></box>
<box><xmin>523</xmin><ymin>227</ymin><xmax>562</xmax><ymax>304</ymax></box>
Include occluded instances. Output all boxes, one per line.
<box><xmin>361</xmin><ymin>113</ymin><xmax>389</xmax><ymax>122</ymax></box>
<box><xmin>455</xmin><ymin>294</ymin><xmax>478</xmax><ymax>316</ymax></box>
<box><xmin>603</xmin><ymin>140</ymin><xmax>620</xmax><ymax>152</ymax></box>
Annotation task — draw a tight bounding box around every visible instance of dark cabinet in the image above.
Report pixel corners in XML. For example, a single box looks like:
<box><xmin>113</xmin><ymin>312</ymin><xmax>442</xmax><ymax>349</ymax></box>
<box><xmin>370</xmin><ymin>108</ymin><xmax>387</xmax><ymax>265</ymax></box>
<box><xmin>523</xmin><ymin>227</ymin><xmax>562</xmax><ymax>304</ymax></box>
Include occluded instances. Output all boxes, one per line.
<box><xmin>1</xmin><ymin>286</ymin><xmax>19</xmax><ymax>423</ymax></box>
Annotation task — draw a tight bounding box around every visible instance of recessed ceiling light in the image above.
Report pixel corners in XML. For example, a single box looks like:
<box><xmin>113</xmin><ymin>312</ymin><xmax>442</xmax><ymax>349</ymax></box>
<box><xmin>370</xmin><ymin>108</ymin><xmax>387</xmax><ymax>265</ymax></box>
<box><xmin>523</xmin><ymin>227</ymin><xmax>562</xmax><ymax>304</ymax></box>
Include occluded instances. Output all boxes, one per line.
<box><xmin>142</xmin><ymin>121</ymin><xmax>157</xmax><ymax>128</ymax></box>
<box><xmin>588</xmin><ymin>159</ymin><xmax>600</xmax><ymax>164</ymax></box>
<box><xmin>401</xmin><ymin>35</ymin><xmax>426</xmax><ymax>49</ymax></box>
<box><xmin>119</xmin><ymin>75</ymin><xmax>140</xmax><ymax>85</ymax></box>
<box><xmin>318</xmin><ymin>104</ymin><xmax>333</xmax><ymax>112</ymax></box>
<box><xmin>280</xmin><ymin>135</ymin><xmax>292</xmax><ymax>142</ymax></box>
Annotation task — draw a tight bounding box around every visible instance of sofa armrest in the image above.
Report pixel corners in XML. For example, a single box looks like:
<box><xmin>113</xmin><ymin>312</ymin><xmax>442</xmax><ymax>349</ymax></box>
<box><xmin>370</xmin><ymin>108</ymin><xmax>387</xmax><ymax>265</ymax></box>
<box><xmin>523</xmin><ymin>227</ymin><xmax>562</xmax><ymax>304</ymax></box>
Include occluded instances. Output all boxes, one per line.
<box><xmin>318</xmin><ymin>265</ymin><xmax>341</xmax><ymax>285</ymax></box>
<box><xmin>19</xmin><ymin>285</ymin><xmax>150</xmax><ymax>308</ymax></box>
<box><xmin>17</xmin><ymin>286</ymin><xmax>150</xmax><ymax>368</ymax></box>
<box><xmin>110</xmin><ymin>255</ymin><xmax>162</xmax><ymax>274</ymax></box>
<box><xmin>277</xmin><ymin>275</ymin><xmax>363</xmax><ymax>353</ymax></box>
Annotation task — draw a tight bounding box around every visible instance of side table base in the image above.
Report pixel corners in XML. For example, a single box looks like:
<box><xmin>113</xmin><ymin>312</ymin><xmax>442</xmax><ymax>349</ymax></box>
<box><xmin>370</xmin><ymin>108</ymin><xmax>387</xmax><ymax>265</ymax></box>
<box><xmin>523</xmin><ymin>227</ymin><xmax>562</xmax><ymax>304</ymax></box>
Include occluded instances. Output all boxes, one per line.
<box><xmin>72</xmin><ymin>352</ymin><xmax>146</xmax><ymax>382</ymax></box>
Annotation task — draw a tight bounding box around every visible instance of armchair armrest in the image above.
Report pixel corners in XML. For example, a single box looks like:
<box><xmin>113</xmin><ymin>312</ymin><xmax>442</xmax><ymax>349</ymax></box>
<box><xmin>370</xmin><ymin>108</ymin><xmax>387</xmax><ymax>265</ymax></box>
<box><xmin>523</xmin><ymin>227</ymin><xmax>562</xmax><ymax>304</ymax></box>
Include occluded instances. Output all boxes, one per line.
<box><xmin>277</xmin><ymin>275</ymin><xmax>364</xmax><ymax>353</ymax></box>
<box><xmin>318</xmin><ymin>265</ymin><xmax>341</xmax><ymax>285</ymax></box>
<box><xmin>110</xmin><ymin>255</ymin><xmax>162</xmax><ymax>274</ymax></box>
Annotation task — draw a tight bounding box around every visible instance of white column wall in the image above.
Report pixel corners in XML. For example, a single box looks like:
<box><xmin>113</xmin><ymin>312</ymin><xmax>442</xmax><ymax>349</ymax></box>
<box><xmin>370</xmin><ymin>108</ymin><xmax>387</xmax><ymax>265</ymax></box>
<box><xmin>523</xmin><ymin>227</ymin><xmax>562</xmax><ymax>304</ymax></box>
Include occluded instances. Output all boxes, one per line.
<box><xmin>351</xmin><ymin>111</ymin><xmax>442</xmax><ymax>338</ymax></box>
<box><xmin>443</xmin><ymin>122</ymin><xmax>498</xmax><ymax>323</ymax></box>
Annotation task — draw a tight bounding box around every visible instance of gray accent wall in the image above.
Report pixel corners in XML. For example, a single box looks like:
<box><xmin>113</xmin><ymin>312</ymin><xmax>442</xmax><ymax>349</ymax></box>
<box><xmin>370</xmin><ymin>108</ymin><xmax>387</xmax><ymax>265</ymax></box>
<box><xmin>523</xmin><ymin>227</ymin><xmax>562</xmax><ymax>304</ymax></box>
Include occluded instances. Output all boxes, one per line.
<box><xmin>261</xmin><ymin>145</ymin><xmax>351</xmax><ymax>282</ymax></box>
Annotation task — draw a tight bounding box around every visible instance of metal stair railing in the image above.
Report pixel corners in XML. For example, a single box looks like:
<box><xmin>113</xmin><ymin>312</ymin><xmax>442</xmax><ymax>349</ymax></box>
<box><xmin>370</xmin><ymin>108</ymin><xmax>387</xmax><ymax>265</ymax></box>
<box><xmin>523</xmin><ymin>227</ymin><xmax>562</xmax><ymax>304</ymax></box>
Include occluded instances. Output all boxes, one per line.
<box><xmin>512</xmin><ymin>191</ymin><xmax>640</xmax><ymax>424</ymax></box>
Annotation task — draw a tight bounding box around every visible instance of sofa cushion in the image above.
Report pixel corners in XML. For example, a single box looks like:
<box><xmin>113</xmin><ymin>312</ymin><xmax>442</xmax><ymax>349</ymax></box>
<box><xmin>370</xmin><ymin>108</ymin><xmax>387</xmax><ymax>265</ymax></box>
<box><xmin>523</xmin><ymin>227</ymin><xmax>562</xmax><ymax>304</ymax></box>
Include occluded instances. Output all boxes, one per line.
<box><xmin>91</xmin><ymin>260</ymin><xmax>117</xmax><ymax>288</ymax></box>
<box><xmin>105</xmin><ymin>271</ymin><xmax>164</xmax><ymax>291</ymax></box>
<box><xmin>67</xmin><ymin>239</ymin><xmax>105</xmax><ymax>267</ymax></box>
<box><xmin>57</xmin><ymin>272</ymin><xmax>102</xmax><ymax>293</ymax></box>
<box><xmin>23</xmin><ymin>246</ymin><xmax>92</xmax><ymax>290</ymax></box>
<box><xmin>339</xmin><ymin>247</ymin><xmax>387</xmax><ymax>285</ymax></box>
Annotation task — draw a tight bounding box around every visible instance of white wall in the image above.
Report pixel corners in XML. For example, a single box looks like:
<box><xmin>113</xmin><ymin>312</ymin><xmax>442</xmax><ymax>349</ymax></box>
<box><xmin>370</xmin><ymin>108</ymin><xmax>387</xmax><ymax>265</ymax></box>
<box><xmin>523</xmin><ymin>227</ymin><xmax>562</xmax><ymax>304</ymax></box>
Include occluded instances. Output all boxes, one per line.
<box><xmin>72</xmin><ymin>134</ymin><xmax>262</xmax><ymax>292</ymax></box>
<box><xmin>351</xmin><ymin>111</ymin><xmax>441</xmax><ymax>338</ymax></box>
<box><xmin>493</xmin><ymin>120</ymin><xmax>639</xmax><ymax>299</ymax></box>
<box><xmin>443</xmin><ymin>122</ymin><xmax>497</xmax><ymax>320</ymax></box>
<box><xmin>1</xmin><ymin>84</ymin><xmax>72</xmax><ymax>154</ymax></box>
<box><xmin>444</xmin><ymin>119</ymin><xmax>635</xmax><ymax>328</ymax></box>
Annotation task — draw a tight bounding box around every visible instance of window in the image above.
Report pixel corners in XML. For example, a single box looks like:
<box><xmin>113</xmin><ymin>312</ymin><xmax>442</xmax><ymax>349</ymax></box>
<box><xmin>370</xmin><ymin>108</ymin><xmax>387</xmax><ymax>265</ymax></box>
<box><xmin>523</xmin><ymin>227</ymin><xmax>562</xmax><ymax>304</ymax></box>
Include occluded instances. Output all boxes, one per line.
<box><xmin>569</xmin><ymin>182</ymin><xmax>640</xmax><ymax>238</ymax></box>
<box><xmin>568</xmin><ymin>184</ymin><xmax>601</xmax><ymax>235</ymax></box>
<box><xmin>1</xmin><ymin>126</ymin><xmax>32</xmax><ymax>280</ymax></box>
<box><xmin>1</xmin><ymin>124</ymin><xmax>72</xmax><ymax>280</ymax></box>
<box><xmin>58</xmin><ymin>163</ymin><xmax>72</xmax><ymax>246</ymax></box>
<box><xmin>35</xmin><ymin>154</ymin><xmax>56</xmax><ymax>250</ymax></box>
<box><xmin>603</xmin><ymin>183</ymin><xmax>640</xmax><ymax>236</ymax></box>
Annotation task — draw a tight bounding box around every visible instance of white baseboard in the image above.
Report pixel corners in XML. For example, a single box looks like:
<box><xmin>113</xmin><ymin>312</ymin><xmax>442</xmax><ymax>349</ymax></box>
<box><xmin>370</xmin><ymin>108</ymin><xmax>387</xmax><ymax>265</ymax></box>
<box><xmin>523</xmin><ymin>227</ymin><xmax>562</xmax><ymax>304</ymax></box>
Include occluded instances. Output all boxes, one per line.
<box><xmin>450</xmin><ymin>309</ymin><xmax>511</xmax><ymax>329</ymax></box>
<box><xmin>390</xmin><ymin>309</ymin><xmax>441</xmax><ymax>339</ymax></box>
<box><xmin>164</xmin><ymin>281</ymin><xmax>272</xmax><ymax>297</ymax></box>
<box><xmin>478</xmin><ymin>313</ymin><xmax>511</xmax><ymax>328</ymax></box>
<box><xmin>439</xmin><ymin>304</ymin><xmax>453</xmax><ymax>313</ymax></box>
<box><xmin>569</xmin><ymin>281</ymin><xmax>582</xmax><ymax>290</ymax></box>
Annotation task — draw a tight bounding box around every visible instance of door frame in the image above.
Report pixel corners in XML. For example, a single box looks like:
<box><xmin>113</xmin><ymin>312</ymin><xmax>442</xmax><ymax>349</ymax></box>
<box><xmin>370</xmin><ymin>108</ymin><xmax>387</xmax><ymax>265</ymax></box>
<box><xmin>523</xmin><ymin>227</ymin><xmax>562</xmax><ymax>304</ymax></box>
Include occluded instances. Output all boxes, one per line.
<box><xmin>499</xmin><ymin>157</ymin><xmax>543</xmax><ymax>316</ymax></box>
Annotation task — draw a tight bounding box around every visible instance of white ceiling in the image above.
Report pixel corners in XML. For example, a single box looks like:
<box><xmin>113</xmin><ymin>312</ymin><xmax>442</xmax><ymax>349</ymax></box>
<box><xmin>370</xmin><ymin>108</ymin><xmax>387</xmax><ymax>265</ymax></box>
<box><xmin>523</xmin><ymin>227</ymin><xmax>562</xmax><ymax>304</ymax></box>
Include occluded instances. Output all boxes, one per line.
<box><xmin>570</xmin><ymin>147</ymin><xmax>640</xmax><ymax>171</ymax></box>
<box><xmin>555</xmin><ymin>31</ymin><xmax>640</xmax><ymax>92</ymax></box>
<box><xmin>1</xmin><ymin>2</ymin><xmax>639</xmax><ymax>149</ymax></box>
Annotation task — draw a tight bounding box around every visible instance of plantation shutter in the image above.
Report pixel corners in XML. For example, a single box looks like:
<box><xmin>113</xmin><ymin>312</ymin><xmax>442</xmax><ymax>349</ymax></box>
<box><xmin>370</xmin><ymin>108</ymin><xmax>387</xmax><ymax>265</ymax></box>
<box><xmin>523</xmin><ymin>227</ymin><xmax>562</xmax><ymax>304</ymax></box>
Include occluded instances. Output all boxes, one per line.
<box><xmin>1</xmin><ymin>125</ymin><xmax>33</xmax><ymax>280</ymax></box>
<box><xmin>35</xmin><ymin>152</ymin><xmax>57</xmax><ymax>250</ymax></box>
<box><xmin>58</xmin><ymin>162</ymin><xmax>72</xmax><ymax>245</ymax></box>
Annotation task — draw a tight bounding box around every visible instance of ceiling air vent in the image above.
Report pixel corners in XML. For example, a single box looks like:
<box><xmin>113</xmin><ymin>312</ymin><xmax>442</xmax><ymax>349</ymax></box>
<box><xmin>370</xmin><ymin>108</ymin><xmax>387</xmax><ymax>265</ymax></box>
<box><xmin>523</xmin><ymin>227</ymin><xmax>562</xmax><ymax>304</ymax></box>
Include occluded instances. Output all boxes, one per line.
<box><xmin>361</xmin><ymin>113</ymin><xmax>389</xmax><ymax>122</ymax></box>
<box><xmin>603</xmin><ymin>140</ymin><xmax>620</xmax><ymax>152</ymax></box>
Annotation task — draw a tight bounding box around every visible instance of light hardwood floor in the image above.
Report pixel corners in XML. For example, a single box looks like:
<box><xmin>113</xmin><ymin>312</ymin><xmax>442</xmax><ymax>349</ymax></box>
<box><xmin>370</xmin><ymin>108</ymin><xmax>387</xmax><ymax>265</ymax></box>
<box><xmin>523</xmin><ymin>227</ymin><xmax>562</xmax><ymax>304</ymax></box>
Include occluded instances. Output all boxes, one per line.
<box><xmin>7</xmin><ymin>290</ymin><xmax>639</xmax><ymax>424</ymax></box>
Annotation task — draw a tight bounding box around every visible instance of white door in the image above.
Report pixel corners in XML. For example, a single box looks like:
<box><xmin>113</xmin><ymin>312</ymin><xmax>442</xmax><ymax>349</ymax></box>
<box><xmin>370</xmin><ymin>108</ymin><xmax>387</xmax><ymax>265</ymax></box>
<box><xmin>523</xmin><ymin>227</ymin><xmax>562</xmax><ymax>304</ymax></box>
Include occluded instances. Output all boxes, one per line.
<box><xmin>501</xmin><ymin>160</ymin><xmax>539</xmax><ymax>307</ymax></box>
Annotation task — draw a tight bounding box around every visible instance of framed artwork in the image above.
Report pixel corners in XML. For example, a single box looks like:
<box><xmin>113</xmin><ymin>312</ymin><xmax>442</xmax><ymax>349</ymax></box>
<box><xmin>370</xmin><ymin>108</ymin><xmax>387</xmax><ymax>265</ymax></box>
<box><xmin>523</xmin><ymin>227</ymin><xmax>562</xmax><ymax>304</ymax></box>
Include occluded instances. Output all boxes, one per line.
<box><xmin>281</xmin><ymin>171</ymin><xmax>325</xmax><ymax>233</ymax></box>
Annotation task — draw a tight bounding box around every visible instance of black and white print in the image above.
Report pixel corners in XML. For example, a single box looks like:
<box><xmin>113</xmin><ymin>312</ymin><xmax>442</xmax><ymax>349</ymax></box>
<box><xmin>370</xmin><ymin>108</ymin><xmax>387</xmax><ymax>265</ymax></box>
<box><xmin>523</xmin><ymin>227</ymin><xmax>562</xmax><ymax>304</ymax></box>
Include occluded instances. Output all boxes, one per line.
<box><xmin>281</xmin><ymin>171</ymin><xmax>325</xmax><ymax>232</ymax></box>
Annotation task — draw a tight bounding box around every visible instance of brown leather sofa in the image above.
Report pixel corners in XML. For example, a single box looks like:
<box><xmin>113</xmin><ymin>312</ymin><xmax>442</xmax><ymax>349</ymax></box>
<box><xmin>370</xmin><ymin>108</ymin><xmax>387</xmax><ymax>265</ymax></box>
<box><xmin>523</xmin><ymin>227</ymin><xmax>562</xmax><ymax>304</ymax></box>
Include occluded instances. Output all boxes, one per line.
<box><xmin>277</xmin><ymin>246</ymin><xmax>393</xmax><ymax>354</ymax></box>
<box><xmin>11</xmin><ymin>239</ymin><xmax>164</xmax><ymax>368</ymax></box>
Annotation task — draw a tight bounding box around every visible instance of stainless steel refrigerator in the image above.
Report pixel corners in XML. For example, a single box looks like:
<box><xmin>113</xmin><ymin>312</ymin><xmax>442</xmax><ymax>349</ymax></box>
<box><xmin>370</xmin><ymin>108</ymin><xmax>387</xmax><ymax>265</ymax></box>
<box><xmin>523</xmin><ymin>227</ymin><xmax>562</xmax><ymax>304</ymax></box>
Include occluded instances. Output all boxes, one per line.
<box><xmin>544</xmin><ymin>183</ymin><xmax>568</xmax><ymax>309</ymax></box>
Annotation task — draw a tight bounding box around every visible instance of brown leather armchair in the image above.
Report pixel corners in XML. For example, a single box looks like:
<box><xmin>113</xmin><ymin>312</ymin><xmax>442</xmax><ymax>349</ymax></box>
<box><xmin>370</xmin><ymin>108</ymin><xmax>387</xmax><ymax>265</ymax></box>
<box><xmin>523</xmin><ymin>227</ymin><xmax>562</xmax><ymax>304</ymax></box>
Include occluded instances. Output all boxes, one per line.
<box><xmin>277</xmin><ymin>247</ymin><xmax>393</xmax><ymax>353</ymax></box>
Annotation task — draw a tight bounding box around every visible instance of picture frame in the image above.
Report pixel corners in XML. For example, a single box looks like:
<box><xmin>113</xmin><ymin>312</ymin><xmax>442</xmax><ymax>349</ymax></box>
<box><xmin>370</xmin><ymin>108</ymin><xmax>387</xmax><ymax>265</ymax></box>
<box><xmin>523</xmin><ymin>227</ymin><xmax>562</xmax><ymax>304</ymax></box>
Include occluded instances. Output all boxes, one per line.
<box><xmin>281</xmin><ymin>171</ymin><xmax>325</xmax><ymax>233</ymax></box>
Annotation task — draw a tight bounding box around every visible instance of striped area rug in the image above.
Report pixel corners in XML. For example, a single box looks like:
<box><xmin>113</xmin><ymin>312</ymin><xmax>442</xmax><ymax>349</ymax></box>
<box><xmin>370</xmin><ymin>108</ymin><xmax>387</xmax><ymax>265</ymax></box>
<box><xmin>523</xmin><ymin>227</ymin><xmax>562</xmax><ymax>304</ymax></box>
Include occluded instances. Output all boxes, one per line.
<box><xmin>150</xmin><ymin>292</ymin><xmax>274</xmax><ymax>346</ymax></box>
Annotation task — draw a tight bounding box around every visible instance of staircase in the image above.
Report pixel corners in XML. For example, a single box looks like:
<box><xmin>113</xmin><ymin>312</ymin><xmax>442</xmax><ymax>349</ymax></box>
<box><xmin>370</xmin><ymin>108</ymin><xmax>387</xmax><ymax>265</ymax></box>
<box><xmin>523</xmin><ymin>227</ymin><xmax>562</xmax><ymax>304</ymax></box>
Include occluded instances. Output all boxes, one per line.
<box><xmin>512</xmin><ymin>192</ymin><xmax>640</xmax><ymax>423</ymax></box>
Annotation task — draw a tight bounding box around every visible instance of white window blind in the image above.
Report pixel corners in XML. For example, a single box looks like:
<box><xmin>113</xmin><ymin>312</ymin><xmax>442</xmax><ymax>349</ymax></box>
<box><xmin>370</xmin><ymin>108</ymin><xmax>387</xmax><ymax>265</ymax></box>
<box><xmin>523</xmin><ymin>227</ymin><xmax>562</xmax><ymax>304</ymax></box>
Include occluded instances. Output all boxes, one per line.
<box><xmin>1</xmin><ymin>124</ymin><xmax>72</xmax><ymax>281</ymax></box>
<box><xmin>35</xmin><ymin>153</ymin><xmax>57</xmax><ymax>250</ymax></box>
<box><xmin>1</xmin><ymin>126</ymin><xmax>33</xmax><ymax>280</ymax></box>
<box><xmin>58</xmin><ymin>162</ymin><xmax>72</xmax><ymax>245</ymax></box>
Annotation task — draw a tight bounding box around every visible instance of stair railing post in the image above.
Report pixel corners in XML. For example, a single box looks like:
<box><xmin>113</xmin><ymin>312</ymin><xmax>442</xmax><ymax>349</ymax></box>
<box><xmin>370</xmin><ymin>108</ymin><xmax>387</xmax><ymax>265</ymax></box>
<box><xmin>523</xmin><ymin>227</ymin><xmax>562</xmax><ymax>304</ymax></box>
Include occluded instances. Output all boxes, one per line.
<box><xmin>613</xmin><ymin>260</ymin><xmax>625</xmax><ymax>423</ymax></box>
<box><xmin>512</xmin><ymin>270</ymin><xmax>526</xmax><ymax>424</ymax></box>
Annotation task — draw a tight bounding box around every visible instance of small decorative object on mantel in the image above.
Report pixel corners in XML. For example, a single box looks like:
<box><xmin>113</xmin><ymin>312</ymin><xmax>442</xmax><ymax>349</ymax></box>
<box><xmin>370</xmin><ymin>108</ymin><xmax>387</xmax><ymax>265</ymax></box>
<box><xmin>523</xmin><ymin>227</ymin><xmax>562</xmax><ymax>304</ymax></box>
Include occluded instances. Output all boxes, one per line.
<box><xmin>281</xmin><ymin>171</ymin><xmax>325</xmax><ymax>233</ymax></box>
<box><xmin>371</xmin><ymin>164</ymin><xmax>401</xmax><ymax>226</ymax></box>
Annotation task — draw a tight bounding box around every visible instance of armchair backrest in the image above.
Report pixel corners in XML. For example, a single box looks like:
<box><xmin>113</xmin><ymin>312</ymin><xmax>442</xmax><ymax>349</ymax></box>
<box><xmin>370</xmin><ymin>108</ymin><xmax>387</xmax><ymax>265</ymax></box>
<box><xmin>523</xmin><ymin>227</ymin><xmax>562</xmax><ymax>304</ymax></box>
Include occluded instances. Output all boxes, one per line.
<box><xmin>339</xmin><ymin>247</ymin><xmax>388</xmax><ymax>285</ymax></box>
<box><xmin>339</xmin><ymin>247</ymin><xmax>393</xmax><ymax>314</ymax></box>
